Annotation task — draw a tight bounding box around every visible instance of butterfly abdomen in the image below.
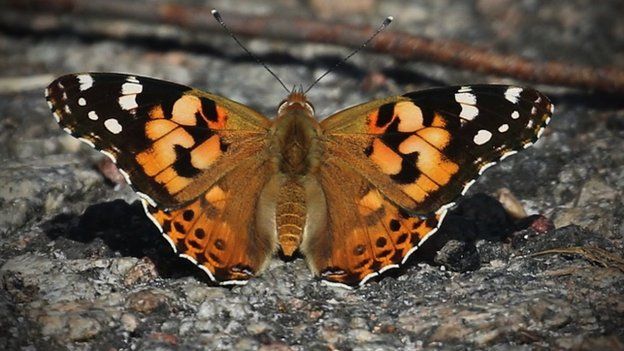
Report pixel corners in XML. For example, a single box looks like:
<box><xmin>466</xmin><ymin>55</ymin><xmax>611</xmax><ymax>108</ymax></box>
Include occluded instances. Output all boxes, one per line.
<box><xmin>269</xmin><ymin>92</ymin><xmax>327</xmax><ymax>257</ymax></box>
<box><xmin>275</xmin><ymin>178</ymin><xmax>307</xmax><ymax>256</ymax></box>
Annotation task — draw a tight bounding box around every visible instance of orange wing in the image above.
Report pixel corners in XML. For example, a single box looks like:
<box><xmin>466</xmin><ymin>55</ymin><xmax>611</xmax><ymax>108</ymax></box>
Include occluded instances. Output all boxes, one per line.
<box><xmin>301</xmin><ymin>158</ymin><xmax>442</xmax><ymax>287</ymax></box>
<box><xmin>320</xmin><ymin>85</ymin><xmax>553</xmax><ymax>216</ymax></box>
<box><xmin>145</xmin><ymin>156</ymin><xmax>277</xmax><ymax>284</ymax></box>
<box><xmin>311</xmin><ymin>85</ymin><xmax>553</xmax><ymax>286</ymax></box>
<box><xmin>46</xmin><ymin>73</ymin><xmax>271</xmax><ymax>207</ymax></box>
<box><xmin>46</xmin><ymin>73</ymin><xmax>276</xmax><ymax>285</ymax></box>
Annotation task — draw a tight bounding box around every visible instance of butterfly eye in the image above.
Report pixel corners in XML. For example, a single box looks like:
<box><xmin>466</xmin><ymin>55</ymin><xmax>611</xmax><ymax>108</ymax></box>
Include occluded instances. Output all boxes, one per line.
<box><xmin>304</xmin><ymin>101</ymin><xmax>315</xmax><ymax>115</ymax></box>
<box><xmin>277</xmin><ymin>100</ymin><xmax>288</xmax><ymax>115</ymax></box>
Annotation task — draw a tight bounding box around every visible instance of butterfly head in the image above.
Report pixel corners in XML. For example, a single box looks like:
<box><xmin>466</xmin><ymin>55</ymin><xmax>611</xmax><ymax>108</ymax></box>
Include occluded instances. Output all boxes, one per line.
<box><xmin>277</xmin><ymin>89</ymin><xmax>315</xmax><ymax>118</ymax></box>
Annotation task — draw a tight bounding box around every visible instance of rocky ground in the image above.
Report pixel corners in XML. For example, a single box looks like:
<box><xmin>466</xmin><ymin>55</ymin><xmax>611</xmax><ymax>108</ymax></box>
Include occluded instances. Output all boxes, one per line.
<box><xmin>1</xmin><ymin>1</ymin><xmax>623</xmax><ymax>350</ymax></box>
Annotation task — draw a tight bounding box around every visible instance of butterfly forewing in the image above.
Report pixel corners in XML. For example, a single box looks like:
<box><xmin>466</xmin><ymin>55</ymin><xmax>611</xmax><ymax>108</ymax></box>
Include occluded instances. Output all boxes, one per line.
<box><xmin>321</xmin><ymin>85</ymin><xmax>553</xmax><ymax>216</ymax></box>
<box><xmin>45</xmin><ymin>73</ymin><xmax>271</xmax><ymax>207</ymax></box>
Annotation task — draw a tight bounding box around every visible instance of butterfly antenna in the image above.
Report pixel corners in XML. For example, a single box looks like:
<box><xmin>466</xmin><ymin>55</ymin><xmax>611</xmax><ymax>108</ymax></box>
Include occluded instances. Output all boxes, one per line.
<box><xmin>304</xmin><ymin>16</ymin><xmax>393</xmax><ymax>94</ymax></box>
<box><xmin>211</xmin><ymin>9</ymin><xmax>290</xmax><ymax>93</ymax></box>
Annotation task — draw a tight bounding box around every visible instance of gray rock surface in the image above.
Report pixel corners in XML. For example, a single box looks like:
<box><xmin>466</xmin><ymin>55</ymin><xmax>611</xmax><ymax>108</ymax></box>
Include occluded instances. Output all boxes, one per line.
<box><xmin>1</xmin><ymin>1</ymin><xmax>623</xmax><ymax>350</ymax></box>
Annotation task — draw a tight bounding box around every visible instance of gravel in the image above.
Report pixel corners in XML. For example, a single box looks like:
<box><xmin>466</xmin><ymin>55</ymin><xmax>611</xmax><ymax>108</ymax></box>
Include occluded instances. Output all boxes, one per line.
<box><xmin>1</xmin><ymin>1</ymin><xmax>622</xmax><ymax>350</ymax></box>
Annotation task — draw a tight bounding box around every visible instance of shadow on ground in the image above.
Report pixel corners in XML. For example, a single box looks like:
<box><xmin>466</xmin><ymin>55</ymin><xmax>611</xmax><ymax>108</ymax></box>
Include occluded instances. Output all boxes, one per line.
<box><xmin>41</xmin><ymin>199</ymin><xmax>213</xmax><ymax>283</ymax></box>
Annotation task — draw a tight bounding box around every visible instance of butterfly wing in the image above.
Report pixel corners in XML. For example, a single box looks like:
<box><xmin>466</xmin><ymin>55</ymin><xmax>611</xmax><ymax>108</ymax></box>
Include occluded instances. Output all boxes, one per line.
<box><xmin>311</xmin><ymin>85</ymin><xmax>553</xmax><ymax>286</ymax></box>
<box><xmin>145</xmin><ymin>156</ymin><xmax>276</xmax><ymax>284</ymax></box>
<box><xmin>302</xmin><ymin>160</ymin><xmax>443</xmax><ymax>287</ymax></box>
<box><xmin>46</xmin><ymin>73</ymin><xmax>276</xmax><ymax>284</ymax></box>
<box><xmin>46</xmin><ymin>73</ymin><xmax>271</xmax><ymax>207</ymax></box>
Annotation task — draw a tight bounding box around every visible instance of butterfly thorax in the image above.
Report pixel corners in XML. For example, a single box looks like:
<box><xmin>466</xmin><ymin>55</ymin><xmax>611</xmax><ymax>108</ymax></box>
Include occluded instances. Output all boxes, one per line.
<box><xmin>265</xmin><ymin>92</ymin><xmax>326</xmax><ymax>257</ymax></box>
<box><xmin>272</xmin><ymin>92</ymin><xmax>321</xmax><ymax>175</ymax></box>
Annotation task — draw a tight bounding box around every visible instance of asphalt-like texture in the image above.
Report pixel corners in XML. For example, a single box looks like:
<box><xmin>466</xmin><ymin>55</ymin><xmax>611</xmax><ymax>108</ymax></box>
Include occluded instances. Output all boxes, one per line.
<box><xmin>1</xmin><ymin>1</ymin><xmax>623</xmax><ymax>350</ymax></box>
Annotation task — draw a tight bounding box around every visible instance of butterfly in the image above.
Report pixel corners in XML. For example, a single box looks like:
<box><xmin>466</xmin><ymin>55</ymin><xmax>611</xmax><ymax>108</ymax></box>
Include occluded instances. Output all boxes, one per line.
<box><xmin>45</xmin><ymin>72</ymin><xmax>553</xmax><ymax>288</ymax></box>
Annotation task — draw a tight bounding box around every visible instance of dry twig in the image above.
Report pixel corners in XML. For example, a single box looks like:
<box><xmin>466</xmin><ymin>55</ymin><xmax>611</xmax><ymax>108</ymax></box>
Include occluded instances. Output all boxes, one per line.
<box><xmin>3</xmin><ymin>0</ymin><xmax>624</xmax><ymax>93</ymax></box>
<box><xmin>530</xmin><ymin>246</ymin><xmax>624</xmax><ymax>273</ymax></box>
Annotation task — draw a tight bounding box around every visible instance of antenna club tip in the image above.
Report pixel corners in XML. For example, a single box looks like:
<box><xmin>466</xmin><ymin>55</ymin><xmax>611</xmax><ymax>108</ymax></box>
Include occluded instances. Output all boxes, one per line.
<box><xmin>211</xmin><ymin>9</ymin><xmax>221</xmax><ymax>18</ymax></box>
<box><xmin>385</xmin><ymin>16</ymin><xmax>394</xmax><ymax>24</ymax></box>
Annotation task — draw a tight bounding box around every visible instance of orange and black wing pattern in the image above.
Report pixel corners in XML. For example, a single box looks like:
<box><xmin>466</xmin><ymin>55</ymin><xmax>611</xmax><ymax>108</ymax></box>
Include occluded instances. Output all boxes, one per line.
<box><xmin>46</xmin><ymin>73</ymin><xmax>275</xmax><ymax>284</ymax></box>
<box><xmin>46</xmin><ymin>73</ymin><xmax>271</xmax><ymax>207</ymax></box>
<box><xmin>321</xmin><ymin>85</ymin><xmax>553</xmax><ymax>216</ymax></box>
<box><xmin>315</xmin><ymin>85</ymin><xmax>553</xmax><ymax>286</ymax></box>
<box><xmin>303</xmin><ymin>159</ymin><xmax>443</xmax><ymax>287</ymax></box>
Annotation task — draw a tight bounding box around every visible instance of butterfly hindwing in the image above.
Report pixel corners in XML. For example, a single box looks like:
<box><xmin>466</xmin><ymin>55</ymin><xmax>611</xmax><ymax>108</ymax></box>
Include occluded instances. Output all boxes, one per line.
<box><xmin>302</xmin><ymin>158</ymin><xmax>442</xmax><ymax>287</ymax></box>
<box><xmin>146</xmin><ymin>156</ymin><xmax>276</xmax><ymax>284</ymax></box>
<box><xmin>45</xmin><ymin>73</ymin><xmax>271</xmax><ymax>207</ymax></box>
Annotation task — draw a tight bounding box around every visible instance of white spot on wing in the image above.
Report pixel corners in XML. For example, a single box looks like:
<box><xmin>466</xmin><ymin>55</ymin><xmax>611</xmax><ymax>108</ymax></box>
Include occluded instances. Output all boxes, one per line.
<box><xmin>461</xmin><ymin>179</ymin><xmax>476</xmax><ymax>195</ymax></box>
<box><xmin>458</xmin><ymin>86</ymin><xmax>472</xmax><ymax>93</ymax></box>
<box><xmin>78</xmin><ymin>97</ymin><xmax>86</xmax><ymax>106</ymax></box>
<box><xmin>88</xmin><ymin>111</ymin><xmax>99</xmax><ymax>120</ymax></box>
<box><xmin>500</xmin><ymin>150</ymin><xmax>518</xmax><ymax>160</ymax></box>
<box><xmin>100</xmin><ymin>150</ymin><xmax>117</xmax><ymax>163</ymax></box>
<box><xmin>379</xmin><ymin>264</ymin><xmax>400</xmax><ymax>274</ymax></box>
<box><xmin>196</xmin><ymin>264</ymin><xmax>217</xmax><ymax>282</ymax></box>
<box><xmin>455</xmin><ymin>92</ymin><xmax>477</xmax><ymax>105</ymax></box>
<box><xmin>52</xmin><ymin>111</ymin><xmax>61</xmax><ymax>122</ymax></box>
<box><xmin>220</xmin><ymin>279</ymin><xmax>249</xmax><ymax>286</ymax></box>
<box><xmin>322</xmin><ymin>280</ymin><xmax>355</xmax><ymax>290</ymax></box>
<box><xmin>359</xmin><ymin>271</ymin><xmax>380</xmax><ymax>286</ymax></box>
<box><xmin>121</xmin><ymin>82</ymin><xmax>143</xmax><ymax>95</ymax></box>
<box><xmin>137</xmin><ymin>192</ymin><xmax>157</xmax><ymax>207</ymax></box>
<box><xmin>478</xmin><ymin>161</ymin><xmax>497</xmax><ymax>175</ymax></box>
<box><xmin>505</xmin><ymin>87</ymin><xmax>523</xmax><ymax>104</ymax></box>
<box><xmin>459</xmin><ymin>105</ymin><xmax>479</xmax><ymax>120</ymax></box>
<box><xmin>179</xmin><ymin>253</ymin><xmax>198</xmax><ymax>264</ymax></box>
<box><xmin>141</xmin><ymin>200</ymin><xmax>164</xmax><ymax>232</ymax></box>
<box><xmin>76</xmin><ymin>74</ymin><xmax>94</xmax><ymax>91</ymax></box>
<box><xmin>537</xmin><ymin>127</ymin><xmax>545</xmax><ymax>138</ymax></box>
<box><xmin>527</xmin><ymin>120</ymin><xmax>534</xmax><ymax>129</ymax></box>
<box><xmin>64</xmin><ymin>105</ymin><xmax>71</xmax><ymax>114</ymax></box>
<box><xmin>498</xmin><ymin>124</ymin><xmax>509</xmax><ymax>133</ymax></box>
<box><xmin>117</xmin><ymin>168</ymin><xmax>132</xmax><ymax>184</ymax></box>
<box><xmin>78</xmin><ymin>137</ymin><xmax>95</xmax><ymax>148</ymax></box>
<box><xmin>473</xmin><ymin>129</ymin><xmax>492</xmax><ymax>145</ymax></box>
<box><xmin>119</xmin><ymin>95</ymin><xmax>138</xmax><ymax>110</ymax></box>
<box><xmin>126</xmin><ymin>76</ymin><xmax>140</xmax><ymax>84</ymax></box>
<box><xmin>104</xmin><ymin>118</ymin><xmax>123</xmax><ymax>134</ymax></box>
<box><xmin>511</xmin><ymin>111</ymin><xmax>520</xmax><ymax>119</ymax></box>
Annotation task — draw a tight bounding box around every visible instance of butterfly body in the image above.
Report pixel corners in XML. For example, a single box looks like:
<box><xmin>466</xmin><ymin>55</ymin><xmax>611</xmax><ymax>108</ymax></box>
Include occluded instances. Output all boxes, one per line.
<box><xmin>46</xmin><ymin>73</ymin><xmax>553</xmax><ymax>287</ymax></box>
<box><xmin>262</xmin><ymin>90</ymin><xmax>325</xmax><ymax>257</ymax></box>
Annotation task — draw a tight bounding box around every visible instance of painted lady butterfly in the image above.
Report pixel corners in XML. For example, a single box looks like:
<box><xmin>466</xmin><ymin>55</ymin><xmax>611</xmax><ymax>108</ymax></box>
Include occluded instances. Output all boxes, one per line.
<box><xmin>45</xmin><ymin>72</ymin><xmax>553</xmax><ymax>287</ymax></box>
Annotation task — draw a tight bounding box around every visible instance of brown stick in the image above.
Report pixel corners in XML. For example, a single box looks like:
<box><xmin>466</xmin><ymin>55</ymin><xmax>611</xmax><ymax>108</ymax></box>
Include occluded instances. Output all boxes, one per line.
<box><xmin>4</xmin><ymin>0</ymin><xmax>624</xmax><ymax>93</ymax></box>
